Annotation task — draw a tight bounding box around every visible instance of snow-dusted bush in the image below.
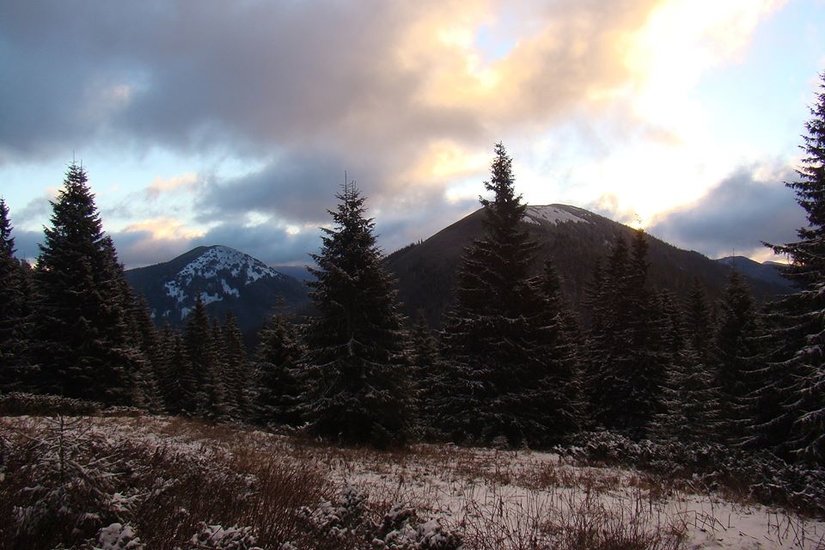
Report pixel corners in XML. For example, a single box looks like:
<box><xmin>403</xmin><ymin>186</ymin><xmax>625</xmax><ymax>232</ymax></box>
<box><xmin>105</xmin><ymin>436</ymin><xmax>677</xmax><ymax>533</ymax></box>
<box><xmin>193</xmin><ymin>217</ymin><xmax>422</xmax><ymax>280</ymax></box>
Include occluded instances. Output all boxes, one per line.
<box><xmin>0</xmin><ymin>416</ymin><xmax>327</xmax><ymax>549</ymax></box>
<box><xmin>94</xmin><ymin>522</ymin><xmax>144</xmax><ymax>550</ymax></box>
<box><xmin>567</xmin><ymin>430</ymin><xmax>825</xmax><ymax>518</ymax></box>
<box><xmin>296</xmin><ymin>486</ymin><xmax>462</xmax><ymax>550</ymax></box>
<box><xmin>0</xmin><ymin>391</ymin><xmax>102</xmax><ymax>415</ymax></box>
<box><xmin>188</xmin><ymin>522</ymin><xmax>260</xmax><ymax>550</ymax></box>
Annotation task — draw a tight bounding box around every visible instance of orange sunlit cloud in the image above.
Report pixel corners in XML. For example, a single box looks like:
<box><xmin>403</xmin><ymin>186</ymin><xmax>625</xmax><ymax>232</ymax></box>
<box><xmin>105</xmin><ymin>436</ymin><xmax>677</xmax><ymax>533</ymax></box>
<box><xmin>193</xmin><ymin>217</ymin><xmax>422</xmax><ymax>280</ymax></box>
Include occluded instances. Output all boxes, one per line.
<box><xmin>124</xmin><ymin>217</ymin><xmax>205</xmax><ymax>241</ymax></box>
<box><xmin>146</xmin><ymin>174</ymin><xmax>199</xmax><ymax>200</ymax></box>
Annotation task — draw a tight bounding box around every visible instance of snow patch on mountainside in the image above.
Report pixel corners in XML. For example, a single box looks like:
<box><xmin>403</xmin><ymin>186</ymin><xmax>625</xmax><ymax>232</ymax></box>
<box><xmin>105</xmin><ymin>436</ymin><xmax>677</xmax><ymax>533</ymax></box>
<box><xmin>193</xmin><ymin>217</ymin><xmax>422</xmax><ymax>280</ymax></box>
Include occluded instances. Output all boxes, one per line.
<box><xmin>523</xmin><ymin>205</ymin><xmax>590</xmax><ymax>226</ymax></box>
<box><xmin>163</xmin><ymin>245</ymin><xmax>284</xmax><ymax>313</ymax></box>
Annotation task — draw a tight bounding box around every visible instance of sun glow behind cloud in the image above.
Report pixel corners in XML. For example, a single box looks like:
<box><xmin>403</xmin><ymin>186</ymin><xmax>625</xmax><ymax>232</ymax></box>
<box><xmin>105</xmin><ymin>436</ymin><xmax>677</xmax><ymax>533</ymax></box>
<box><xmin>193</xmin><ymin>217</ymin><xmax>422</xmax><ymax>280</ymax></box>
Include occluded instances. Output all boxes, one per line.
<box><xmin>124</xmin><ymin>218</ymin><xmax>205</xmax><ymax>241</ymax></box>
<box><xmin>1</xmin><ymin>0</ymin><xmax>819</xmax><ymax>266</ymax></box>
<box><xmin>554</xmin><ymin>0</ymin><xmax>791</xmax><ymax>228</ymax></box>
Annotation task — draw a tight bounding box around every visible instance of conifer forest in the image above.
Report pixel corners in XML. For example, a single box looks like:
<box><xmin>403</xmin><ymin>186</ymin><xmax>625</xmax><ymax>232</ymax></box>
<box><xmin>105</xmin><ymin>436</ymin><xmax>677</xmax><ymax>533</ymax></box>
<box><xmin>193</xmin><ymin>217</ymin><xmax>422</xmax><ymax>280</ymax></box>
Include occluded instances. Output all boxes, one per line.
<box><xmin>2</xmin><ymin>75</ymin><xmax>825</xmax><ymax>547</ymax></box>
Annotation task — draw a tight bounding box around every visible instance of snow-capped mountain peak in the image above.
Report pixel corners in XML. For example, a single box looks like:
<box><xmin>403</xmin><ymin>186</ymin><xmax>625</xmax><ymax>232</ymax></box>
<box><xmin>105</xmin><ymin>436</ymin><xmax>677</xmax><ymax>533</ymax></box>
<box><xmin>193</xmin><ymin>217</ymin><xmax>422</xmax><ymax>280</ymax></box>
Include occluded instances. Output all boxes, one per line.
<box><xmin>162</xmin><ymin>246</ymin><xmax>284</xmax><ymax>317</ymax></box>
<box><xmin>125</xmin><ymin>245</ymin><xmax>309</xmax><ymax>331</ymax></box>
<box><xmin>523</xmin><ymin>205</ymin><xmax>591</xmax><ymax>226</ymax></box>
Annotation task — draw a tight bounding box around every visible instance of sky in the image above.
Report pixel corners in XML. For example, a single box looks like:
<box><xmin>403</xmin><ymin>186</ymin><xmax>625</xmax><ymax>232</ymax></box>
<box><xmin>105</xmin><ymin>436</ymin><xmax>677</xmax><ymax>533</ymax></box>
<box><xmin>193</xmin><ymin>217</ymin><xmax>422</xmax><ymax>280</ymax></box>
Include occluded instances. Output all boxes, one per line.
<box><xmin>1</xmin><ymin>0</ymin><xmax>824</xmax><ymax>269</ymax></box>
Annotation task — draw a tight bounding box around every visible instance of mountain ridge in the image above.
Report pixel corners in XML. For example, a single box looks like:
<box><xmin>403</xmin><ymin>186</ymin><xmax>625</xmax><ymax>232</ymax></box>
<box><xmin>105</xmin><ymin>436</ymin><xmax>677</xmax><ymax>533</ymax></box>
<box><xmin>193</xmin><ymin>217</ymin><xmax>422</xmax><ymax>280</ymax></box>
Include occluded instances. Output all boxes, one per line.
<box><xmin>386</xmin><ymin>203</ymin><xmax>792</xmax><ymax>326</ymax></box>
<box><xmin>125</xmin><ymin>205</ymin><xmax>793</xmax><ymax>333</ymax></box>
<box><xmin>125</xmin><ymin>245</ymin><xmax>308</xmax><ymax>333</ymax></box>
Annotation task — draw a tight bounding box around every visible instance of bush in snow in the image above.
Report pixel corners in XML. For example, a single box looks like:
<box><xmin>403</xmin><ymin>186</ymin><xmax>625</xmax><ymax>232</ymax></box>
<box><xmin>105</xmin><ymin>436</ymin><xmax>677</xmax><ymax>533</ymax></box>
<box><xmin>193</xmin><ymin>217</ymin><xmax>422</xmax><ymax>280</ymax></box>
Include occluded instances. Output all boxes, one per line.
<box><xmin>0</xmin><ymin>391</ymin><xmax>102</xmax><ymax>416</ymax></box>
<box><xmin>93</xmin><ymin>522</ymin><xmax>144</xmax><ymax>550</ymax></box>
<box><xmin>296</xmin><ymin>485</ymin><xmax>462</xmax><ymax>550</ymax></box>
<box><xmin>568</xmin><ymin>430</ymin><xmax>825</xmax><ymax>518</ymax></box>
<box><xmin>0</xmin><ymin>415</ymin><xmax>327</xmax><ymax>550</ymax></box>
<box><xmin>188</xmin><ymin>522</ymin><xmax>260</xmax><ymax>550</ymax></box>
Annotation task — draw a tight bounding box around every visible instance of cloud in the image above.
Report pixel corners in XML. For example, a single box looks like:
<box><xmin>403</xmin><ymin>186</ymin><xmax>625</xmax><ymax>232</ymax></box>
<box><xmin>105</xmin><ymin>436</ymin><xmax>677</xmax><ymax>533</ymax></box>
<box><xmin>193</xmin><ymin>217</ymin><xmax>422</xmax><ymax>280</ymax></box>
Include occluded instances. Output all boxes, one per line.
<box><xmin>0</xmin><ymin>0</ymin><xmax>672</xmax><ymax>166</ymax></box>
<box><xmin>1</xmin><ymin>0</ymin><xmax>791</xmax><ymax>268</ymax></box>
<box><xmin>146</xmin><ymin>173</ymin><xmax>198</xmax><ymax>200</ymax></box>
<box><xmin>649</xmin><ymin>164</ymin><xmax>805</xmax><ymax>260</ymax></box>
<box><xmin>195</xmin><ymin>221</ymin><xmax>323</xmax><ymax>267</ymax></box>
<box><xmin>196</xmin><ymin>151</ymin><xmax>368</xmax><ymax>226</ymax></box>
<box><xmin>10</xmin><ymin>229</ymin><xmax>43</xmax><ymax>264</ymax></box>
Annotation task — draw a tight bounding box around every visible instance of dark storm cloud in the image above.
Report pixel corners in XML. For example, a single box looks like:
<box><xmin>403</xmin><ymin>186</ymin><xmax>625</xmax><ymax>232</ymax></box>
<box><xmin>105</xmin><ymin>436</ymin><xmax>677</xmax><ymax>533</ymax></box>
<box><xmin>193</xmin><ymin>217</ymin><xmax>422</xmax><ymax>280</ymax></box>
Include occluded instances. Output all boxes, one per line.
<box><xmin>11</xmin><ymin>229</ymin><xmax>43</xmax><ymax>263</ymax></box>
<box><xmin>649</xmin><ymin>166</ymin><xmax>806</xmax><ymax>259</ymax></box>
<box><xmin>0</xmin><ymin>0</ymin><xmax>661</xmax><ymax>164</ymax></box>
<box><xmin>196</xmin><ymin>151</ymin><xmax>384</xmax><ymax>226</ymax></box>
<box><xmin>0</xmin><ymin>0</ymin><xmax>479</xmax><ymax>162</ymax></box>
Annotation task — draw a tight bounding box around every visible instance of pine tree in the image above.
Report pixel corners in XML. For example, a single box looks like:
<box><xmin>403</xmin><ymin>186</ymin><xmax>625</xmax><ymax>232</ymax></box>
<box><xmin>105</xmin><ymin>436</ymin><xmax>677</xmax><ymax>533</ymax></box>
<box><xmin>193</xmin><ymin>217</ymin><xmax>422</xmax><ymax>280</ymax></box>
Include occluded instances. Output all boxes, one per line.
<box><xmin>158</xmin><ymin>324</ymin><xmax>192</xmax><ymax>415</ymax></box>
<box><xmin>408</xmin><ymin>310</ymin><xmax>442</xmax><ymax>438</ymax></box>
<box><xmin>302</xmin><ymin>181</ymin><xmax>411</xmax><ymax>447</ymax></box>
<box><xmin>584</xmin><ymin>230</ymin><xmax>665</xmax><ymax>439</ymax></box>
<box><xmin>33</xmin><ymin>164</ymin><xmax>143</xmax><ymax>406</ymax></box>
<box><xmin>220</xmin><ymin>311</ymin><xmax>250</xmax><ymax>421</ymax></box>
<box><xmin>655</xmin><ymin>284</ymin><xmax>718</xmax><ymax>443</ymax></box>
<box><xmin>713</xmin><ymin>269</ymin><xmax>760</xmax><ymax>445</ymax></box>
<box><xmin>183</xmin><ymin>297</ymin><xmax>227</xmax><ymax>420</ymax></box>
<box><xmin>440</xmin><ymin>143</ymin><xmax>544</xmax><ymax>445</ymax></box>
<box><xmin>0</xmin><ymin>199</ymin><xmax>33</xmax><ymax>392</ymax></box>
<box><xmin>527</xmin><ymin>259</ymin><xmax>581</xmax><ymax>443</ymax></box>
<box><xmin>128</xmin><ymin>298</ymin><xmax>165</xmax><ymax>413</ymax></box>
<box><xmin>759</xmin><ymin>73</ymin><xmax>825</xmax><ymax>463</ymax></box>
<box><xmin>253</xmin><ymin>311</ymin><xmax>305</xmax><ymax>427</ymax></box>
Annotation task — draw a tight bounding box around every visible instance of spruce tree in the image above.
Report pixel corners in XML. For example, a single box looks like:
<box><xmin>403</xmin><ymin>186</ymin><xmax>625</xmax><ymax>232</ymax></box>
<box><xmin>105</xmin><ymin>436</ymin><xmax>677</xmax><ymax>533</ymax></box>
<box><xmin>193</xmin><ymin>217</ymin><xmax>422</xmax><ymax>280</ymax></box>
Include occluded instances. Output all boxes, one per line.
<box><xmin>0</xmin><ymin>199</ymin><xmax>33</xmax><ymax>392</ymax></box>
<box><xmin>440</xmin><ymin>143</ymin><xmax>544</xmax><ymax>445</ymax></box>
<box><xmin>584</xmin><ymin>229</ymin><xmax>665</xmax><ymax>439</ymax></box>
<box><xmin>253</xmin><ymin>310</ymin><xmax>305</xmax><ymax>427</ymax></box>
<box><xmin>128</xmin><ymin>297</ymin><xmax>165</xmax><ymax>413</ymax></box>
<box><xmin>302</xmin><ymin>182</ymin><xmax>410</xmax><ymax>447</ymax></box>
<box><xmin>527</xmin><ymin>259</ymin><xmax>581</xmax><ymax>443</ymax></box>
<box><xmin>182</xmin><ymin>297</ymin><xmax>227</xmax><ymax>419</ymax></box>
<box><xmin>158</xmin><ymin>325</ymin><xmax>192</xmax><ymax>415</ymax></box>
<box><xmin>655</xmin><ymin>285</ymin><xmax>717</xmax><ymax>444</ymax></box>
<box><xmin>408</xmin><ymin>310</ymin><xmax>443</xmax><ymax>438</ymax></box>
<box><xmin>33</xmin><ymin>164</ymin><xmax>143</xmax><ymax>406</ymax></box>
<box><xmin>759</xmin><ymin>73</ymin><xmax>825</xmax><ymax>463</ymax></box>
<box><xmin>220</xmin><ymin>312</ymin><xmax>250</xmax><ymax>422</ymax></box>
<box><xmin>713</xmin><ymin>269</ymin><xmax>760</xmax><ymax>445</ymax></box>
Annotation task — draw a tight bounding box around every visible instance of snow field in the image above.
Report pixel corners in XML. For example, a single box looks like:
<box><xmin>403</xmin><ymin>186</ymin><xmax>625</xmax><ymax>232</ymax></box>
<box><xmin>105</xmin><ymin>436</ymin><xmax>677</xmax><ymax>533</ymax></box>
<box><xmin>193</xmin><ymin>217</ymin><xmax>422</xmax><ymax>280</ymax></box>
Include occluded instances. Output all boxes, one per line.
<box><xmin>1</xmin><ymin>415</ymin><xmax>823</xmax><ymax>549</ymax></box>
<box><xmin>316</xmin><ymin>445</ymin><xmax>825</xmax><ymax>549</ymax></box>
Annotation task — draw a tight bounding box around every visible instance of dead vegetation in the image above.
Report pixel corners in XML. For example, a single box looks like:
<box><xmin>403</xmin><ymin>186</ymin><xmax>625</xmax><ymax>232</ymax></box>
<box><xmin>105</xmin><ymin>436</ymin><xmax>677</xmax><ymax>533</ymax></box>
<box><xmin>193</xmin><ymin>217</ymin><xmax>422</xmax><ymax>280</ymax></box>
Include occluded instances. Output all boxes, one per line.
<box><xmin>0</xmin><ymin>411</ymin><xmax>822</xmax><ymax>549</ymax></box>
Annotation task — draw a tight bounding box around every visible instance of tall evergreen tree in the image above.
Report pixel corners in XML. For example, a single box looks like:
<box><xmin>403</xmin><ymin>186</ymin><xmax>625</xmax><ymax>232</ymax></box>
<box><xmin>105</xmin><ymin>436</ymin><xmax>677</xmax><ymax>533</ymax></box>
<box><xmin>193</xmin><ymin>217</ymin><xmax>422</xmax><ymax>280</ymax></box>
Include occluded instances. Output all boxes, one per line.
<box><xmin>527</xmin><ymin>259</ymin><xmax>581</xmax><ymax>443</ymax></box>
<box><xmin>0</xmin><ymin>199</ymin><xmax>33</xmax><ymax>392</ymax></box>
<box><xmin>759</xmin><ymin>73</ymin><xmax>825</xmax><ymax>463</ymax></box>
<box><xmin>158</xmin><ymin>325</ymin><xmax>193</xmax><ymax>415</ymax></box>
<box><xmin>128</xmin><ymin>297</ymin><xmax>165</xmax><ymax>413</ymax></box>
<box><xmin>440</xmin><ymin>143</ymin><xmax>544</xmax><ymax>445</ymax></box>
<box><xmin>655</xmin><ymin>284</ymin><xmax>718</xmax><ymax>443</ymax></box>
<box><xmin>302</xmin><ymin>182</ymin><xmax>410</xmax><ymax>447</ymax></box>
<box><xmin>33</xmin><ymin>164</ymin><xmax>143</xmax><ymax>405</ymax></box>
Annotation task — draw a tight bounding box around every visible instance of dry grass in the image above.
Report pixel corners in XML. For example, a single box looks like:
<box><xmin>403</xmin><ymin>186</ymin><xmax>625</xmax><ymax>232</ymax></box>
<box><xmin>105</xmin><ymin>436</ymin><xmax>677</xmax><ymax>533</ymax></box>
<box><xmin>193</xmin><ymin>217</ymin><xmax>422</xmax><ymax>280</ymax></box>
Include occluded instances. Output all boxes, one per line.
<box><xmin>1</xmin><ymin>415</ymin><xmax>822</xmax><ymax>549</ymax></box>
<box><xmin>0</xmin><ymin>415</ymin><xmax>327</xmax><ymax>550</ymax></box>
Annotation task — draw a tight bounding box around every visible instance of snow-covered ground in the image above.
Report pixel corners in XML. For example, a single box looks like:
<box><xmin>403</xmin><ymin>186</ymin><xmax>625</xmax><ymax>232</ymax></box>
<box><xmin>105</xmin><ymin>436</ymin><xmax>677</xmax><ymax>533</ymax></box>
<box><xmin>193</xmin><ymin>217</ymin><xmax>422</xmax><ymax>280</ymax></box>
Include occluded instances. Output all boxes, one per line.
<box><xmin>311</xmin><ymin>444</ymin><xmax>825</xmax><ymax>550</ymax></box>
<box><xmin>2</xmin><ymin>415</ymin><xmax>823</xmax><ymax>549</ymax></box>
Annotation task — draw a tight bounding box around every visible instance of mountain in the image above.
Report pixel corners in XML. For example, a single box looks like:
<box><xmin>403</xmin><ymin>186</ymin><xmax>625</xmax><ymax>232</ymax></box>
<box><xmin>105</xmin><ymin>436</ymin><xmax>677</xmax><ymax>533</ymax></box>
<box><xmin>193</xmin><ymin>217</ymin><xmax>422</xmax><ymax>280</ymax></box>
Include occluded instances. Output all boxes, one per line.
<box><xmin>386</xmin><ymin>204</ymin><xmax>793</xmax><ymax>327</ymax></box>
<box><xmin>715</xmin><ymin>256</ymin><xmax>795</xmax><ymax>291</ymax></box>
<box><xmin>126</xmin><ymin>245</ymin><xmax>309</xmax><ymax>333</ymax></box>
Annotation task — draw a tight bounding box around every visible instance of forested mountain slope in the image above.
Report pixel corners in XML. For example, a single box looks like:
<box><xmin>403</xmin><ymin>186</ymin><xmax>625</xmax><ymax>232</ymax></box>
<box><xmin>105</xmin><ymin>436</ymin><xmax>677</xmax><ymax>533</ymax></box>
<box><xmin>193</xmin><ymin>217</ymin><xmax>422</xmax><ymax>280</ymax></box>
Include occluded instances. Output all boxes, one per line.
<box><xmin>387</xmin><ymin>204</ymin><xmax>790</xmax><ymax>326</ymax></box>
